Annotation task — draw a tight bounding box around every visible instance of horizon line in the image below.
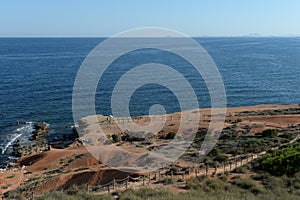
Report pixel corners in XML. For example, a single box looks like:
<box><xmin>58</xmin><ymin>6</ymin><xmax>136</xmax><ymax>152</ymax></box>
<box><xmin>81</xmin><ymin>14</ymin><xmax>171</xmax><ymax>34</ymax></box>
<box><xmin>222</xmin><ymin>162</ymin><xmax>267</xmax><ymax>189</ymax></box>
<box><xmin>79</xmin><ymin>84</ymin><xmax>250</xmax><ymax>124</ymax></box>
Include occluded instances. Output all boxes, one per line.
<box><xmin>1</xmin><ymin>35</ymin><xmax>300</xmax><ymax>38</ymax></box>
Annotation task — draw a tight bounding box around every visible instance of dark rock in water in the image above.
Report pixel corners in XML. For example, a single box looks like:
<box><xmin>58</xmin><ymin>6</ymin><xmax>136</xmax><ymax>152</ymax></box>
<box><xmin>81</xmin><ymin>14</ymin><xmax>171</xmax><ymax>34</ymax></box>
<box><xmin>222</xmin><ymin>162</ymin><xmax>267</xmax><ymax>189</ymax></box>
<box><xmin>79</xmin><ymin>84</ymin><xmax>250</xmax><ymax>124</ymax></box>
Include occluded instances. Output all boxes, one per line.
<box><xmin>12</xmin><ymin>122</ymin><xmax>50</xmax><ymax>157</ymax></box>
<box><xmin>11</xmin><ymin>122</ymin><xmax>79</xmax><ymax>157</ymax></box>
<box><xmin>14</xmin><ymin>139</ymin><xmax>21</xmax><ymax>148</ymax></box>
<box><xmin>47</xmin><ymin>125</ymin><xmax>79</xmax><ymax>149</ymax></box>
<box><xmin>13</xmin><ymin>140</ymin><xmax>50</xmax><ymax>157</ymax></box>
<box><xmin>32</xmin><ymin>122</ymin><xmax>49</xmax><ymax>141</ymax></box>
<box><xmin>16</xmin><ymin>121</ymin><xmax>27</xmax><ymax>125</ymax></box>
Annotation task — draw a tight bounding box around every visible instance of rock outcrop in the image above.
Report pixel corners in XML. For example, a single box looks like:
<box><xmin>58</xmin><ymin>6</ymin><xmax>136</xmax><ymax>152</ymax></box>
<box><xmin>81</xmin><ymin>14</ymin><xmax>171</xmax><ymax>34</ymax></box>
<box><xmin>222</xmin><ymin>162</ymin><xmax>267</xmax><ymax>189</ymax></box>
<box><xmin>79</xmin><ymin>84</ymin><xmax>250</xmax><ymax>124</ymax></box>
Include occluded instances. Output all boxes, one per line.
<box><xmin>12</xmin><ymin>122</ymin><xmax>50</xmax><ymax>157</ymax></box>
<box><xmin>32</xmin><ymin>122</ymin><xmax>49</xmax><ymax>140</ymax></box>
<box><xmin>13</xmin><ymin>140</ymin><xmax>50</xmax><ymax>157</ymax></box>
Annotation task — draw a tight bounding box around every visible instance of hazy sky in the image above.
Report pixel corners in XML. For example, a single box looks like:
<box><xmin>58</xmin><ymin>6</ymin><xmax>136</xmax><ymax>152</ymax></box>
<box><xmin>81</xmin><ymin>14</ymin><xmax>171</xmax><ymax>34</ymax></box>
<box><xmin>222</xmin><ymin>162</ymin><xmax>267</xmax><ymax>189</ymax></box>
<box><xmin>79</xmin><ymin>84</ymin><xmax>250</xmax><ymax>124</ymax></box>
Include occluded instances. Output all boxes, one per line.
<box><xmin>1</xmin><ymin>0</ymin><xmax>300</xmax><ymax>37</ymax></box>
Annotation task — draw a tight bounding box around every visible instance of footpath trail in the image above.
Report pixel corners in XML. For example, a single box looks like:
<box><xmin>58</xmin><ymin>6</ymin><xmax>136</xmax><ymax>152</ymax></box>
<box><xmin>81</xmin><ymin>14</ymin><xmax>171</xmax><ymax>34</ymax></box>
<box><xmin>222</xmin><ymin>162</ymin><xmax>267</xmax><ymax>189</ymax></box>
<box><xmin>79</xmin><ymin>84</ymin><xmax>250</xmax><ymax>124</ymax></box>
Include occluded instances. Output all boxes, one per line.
<box><xmin>90</xmin><ymin>132</ymin><xmax>300</xmax><ymax>195</ymax></box>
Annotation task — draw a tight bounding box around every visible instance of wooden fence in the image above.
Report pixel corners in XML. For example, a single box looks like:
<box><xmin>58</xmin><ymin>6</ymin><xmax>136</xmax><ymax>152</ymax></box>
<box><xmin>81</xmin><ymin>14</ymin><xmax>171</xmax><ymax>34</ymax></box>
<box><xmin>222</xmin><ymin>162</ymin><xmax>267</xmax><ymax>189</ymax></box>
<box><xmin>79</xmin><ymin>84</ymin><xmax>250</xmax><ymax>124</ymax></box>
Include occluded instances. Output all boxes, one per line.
<box><xmin>56</xmin><ymin>153</ymin><xmax>263</xmax><ymax>195</ymax></box>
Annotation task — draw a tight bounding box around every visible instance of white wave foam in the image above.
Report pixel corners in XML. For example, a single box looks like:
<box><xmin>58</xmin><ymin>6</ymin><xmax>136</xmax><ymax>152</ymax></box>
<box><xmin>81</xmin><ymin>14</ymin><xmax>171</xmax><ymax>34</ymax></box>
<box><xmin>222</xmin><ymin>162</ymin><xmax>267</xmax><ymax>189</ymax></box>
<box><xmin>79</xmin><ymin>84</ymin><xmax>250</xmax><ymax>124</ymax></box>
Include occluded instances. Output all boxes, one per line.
<box><xmin>1</xmin><ymin>133</ymin><xmax>22</xmax><ymax>154</ymax></box>
<box><xmin>15</xmin><ymin>126</ymin><xmax>26</xmax><ymax>132</ymax></box>
<box><xmin>1</xmin><ymin>123</ymin><xmax>34</xmax><ymax>154</ymax></box>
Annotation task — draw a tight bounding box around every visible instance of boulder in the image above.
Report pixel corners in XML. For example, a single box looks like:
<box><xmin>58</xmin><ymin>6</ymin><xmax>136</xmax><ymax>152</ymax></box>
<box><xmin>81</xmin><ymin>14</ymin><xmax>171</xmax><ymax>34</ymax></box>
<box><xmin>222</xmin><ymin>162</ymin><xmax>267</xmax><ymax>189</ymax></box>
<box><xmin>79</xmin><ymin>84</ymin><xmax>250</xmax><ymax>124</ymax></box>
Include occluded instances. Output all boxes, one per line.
<box><xmin>32</xmin><ymin>122</ymin><xmax>49</xmax><ymax>141</ymax></box>
<box><xmin>12</xmin><ymin>122</ymin><xmax>50</xmax><ymax>157</ymax></box>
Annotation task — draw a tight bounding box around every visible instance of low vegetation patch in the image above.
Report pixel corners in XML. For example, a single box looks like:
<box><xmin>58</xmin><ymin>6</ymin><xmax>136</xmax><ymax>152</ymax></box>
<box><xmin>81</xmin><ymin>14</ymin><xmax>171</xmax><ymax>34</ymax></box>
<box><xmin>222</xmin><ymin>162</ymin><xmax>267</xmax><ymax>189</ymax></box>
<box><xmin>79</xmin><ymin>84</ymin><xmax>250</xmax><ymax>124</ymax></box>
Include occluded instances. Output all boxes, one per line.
<box><xmin>257</xmin><ymin>143</ymin><xmax>300</xmax><ymax>176</ymax></box>
<box><xmin>6</xmin><ymin>175</ymin><xmax>15</xmax><ymax>179</ymax></box>
<box><xmin>165</xmin><ymin>132</ymin><xmax>176</xmax><ymax>139</ymax></box>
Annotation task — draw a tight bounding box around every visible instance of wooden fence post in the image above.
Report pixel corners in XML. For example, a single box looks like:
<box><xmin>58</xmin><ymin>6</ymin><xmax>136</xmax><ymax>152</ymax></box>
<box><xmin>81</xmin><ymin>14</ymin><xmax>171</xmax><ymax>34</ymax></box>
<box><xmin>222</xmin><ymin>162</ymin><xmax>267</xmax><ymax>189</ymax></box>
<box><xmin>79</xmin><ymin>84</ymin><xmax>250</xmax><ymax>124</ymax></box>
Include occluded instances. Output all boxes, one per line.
<box><xmin>240</xmin><ymin>156</ymin><xmax>243</xmax><ymax>166</ymax></box>
<box><xmin>126</xmin><ymin>176</ymin><xmax>128</xmax><ymax>189</ymax></box>
<box><xmin>158</xmin><ymin>170</ymin><xmax>161</xmax><ymax>180</ymax></box>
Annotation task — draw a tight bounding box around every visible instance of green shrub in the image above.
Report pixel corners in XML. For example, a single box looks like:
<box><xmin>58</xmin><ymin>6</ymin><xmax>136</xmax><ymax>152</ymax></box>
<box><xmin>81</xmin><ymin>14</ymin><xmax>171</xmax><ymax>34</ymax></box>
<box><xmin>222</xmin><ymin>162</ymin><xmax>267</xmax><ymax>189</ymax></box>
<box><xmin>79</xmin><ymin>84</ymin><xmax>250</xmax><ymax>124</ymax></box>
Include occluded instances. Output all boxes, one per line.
<box><xmin>6</xmin><ymin>175</ymin><xmax>15</xmax><ymax>179</ymax></box>
<box><xmin>185</xmin><ymin>176</ymin><xmax>207</xmax><ymax>189</ymax></box>
<box><xmin>119</xmin><ymin>188</ymin><xmax>173</xmax><ymax>200</ymax></box>
<box><xmin>231</xmin><ymin>178</ymin><xmax>264</xmax><ymax>194</ymax></box>
<box><xmin>218</xmin><ymin>174</ymin><xmax>228</xmax><ymax>182</ymax></box>
<box><xmin>165</xmin><ymin>132</ymin><xmax>176</xmax><ymax>139</ymax></box>
<box><xmin>169</xmin><ymin>165</ymin><xmax>181</xmax><ymax>175</ymax></box>
<box><xmin>161</xmin><ymin>177</ymin><xmax>174</xmax><ymax>185</ymax></box>
<box><xmin>204</xmin><ymin>179</ymin><xmax>225</xmax><ymax>192</ymax></box>
<box><xmin>262</xmin><ymin>129</ymin><xmax>278</xmax><ymax>137</ymax></box>
<box><xmin>1</xmin><ymin>184</ymin><xmax>12</xmax><ymax>190</ymax></box>
<box><xmin>74</xmin><ymin>167</ymin><xmax>89</xmax><ymax>172</ymax></box>
<box><xmin>209</xmin><ymin>148</ymin><xmax>220</xmax><ymax>157</ymax></box>
<box><xmin>233</xmin><ymin>164</ymin><xmax>251</xmax><ymax>174</ymax></box>
<box><xmin>112</xmin><ymin>134</ymin><xmax>122</xmax><ymax>143</ymax></box>
<box><xmin>4</xmin><ymin>191</ymin><xmax>25</xmax><ymax>200</ymax></box>
<box><xmin>36</xmin><ymin>188</ymin><xmax>112</xmax><ymax>200</ymax></box>
<box><xmin>258</xmin><ymin>144</ymin><xmax>300</xmax><ymax>176</ymax></box>
<box><xmin>214</xmin><ymin>154</ymin><xmax>228</xmax><ymax>163</ymax></box>
<box><xmin>75</xmin><ymin>154</ymin><xmax>84</xmax><ymax>159</ymax></box>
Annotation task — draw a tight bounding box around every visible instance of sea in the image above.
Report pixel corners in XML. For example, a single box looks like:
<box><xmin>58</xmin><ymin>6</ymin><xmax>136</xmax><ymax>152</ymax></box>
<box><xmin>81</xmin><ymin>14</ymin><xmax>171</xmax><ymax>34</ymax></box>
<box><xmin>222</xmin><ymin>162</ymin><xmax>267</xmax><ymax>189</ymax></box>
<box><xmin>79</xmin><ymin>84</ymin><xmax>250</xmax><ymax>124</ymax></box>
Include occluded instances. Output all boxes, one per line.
<box><xmin>1</xmin><ymin>37</ymin><xmax>300</xmax><ymax>166</ymax></box>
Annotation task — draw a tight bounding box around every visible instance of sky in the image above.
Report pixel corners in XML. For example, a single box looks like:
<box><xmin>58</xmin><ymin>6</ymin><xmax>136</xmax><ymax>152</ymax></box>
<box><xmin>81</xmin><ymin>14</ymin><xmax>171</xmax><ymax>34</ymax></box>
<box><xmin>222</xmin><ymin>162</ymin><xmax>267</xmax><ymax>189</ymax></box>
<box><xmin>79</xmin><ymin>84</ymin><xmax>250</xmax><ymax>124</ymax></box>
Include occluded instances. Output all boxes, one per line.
<box><xmin>0</xmin><ymin>0</ymin><xmax>300</xmax><ymax>37</ymax></box>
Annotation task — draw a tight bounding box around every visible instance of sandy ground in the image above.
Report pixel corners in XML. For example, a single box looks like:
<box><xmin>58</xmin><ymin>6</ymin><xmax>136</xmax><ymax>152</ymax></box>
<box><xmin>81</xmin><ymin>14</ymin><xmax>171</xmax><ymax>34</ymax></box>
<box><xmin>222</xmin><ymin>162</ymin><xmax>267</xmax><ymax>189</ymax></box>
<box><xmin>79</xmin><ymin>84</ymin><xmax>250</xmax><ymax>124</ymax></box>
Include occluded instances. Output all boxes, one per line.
<box><xmin>1</xmin><ymin>104</ymin><xmax>300</xmax><ymax>197</ymax></box>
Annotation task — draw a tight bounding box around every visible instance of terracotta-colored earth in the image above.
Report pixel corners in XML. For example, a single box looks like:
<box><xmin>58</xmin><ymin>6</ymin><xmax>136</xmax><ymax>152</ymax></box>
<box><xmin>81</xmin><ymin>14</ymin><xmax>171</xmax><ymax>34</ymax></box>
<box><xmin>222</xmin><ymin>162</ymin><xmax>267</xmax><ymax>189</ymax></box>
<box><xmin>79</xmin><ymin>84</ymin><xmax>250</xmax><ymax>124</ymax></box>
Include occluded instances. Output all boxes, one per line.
<box><xmin>1</xmin><ymin>104</ymin><xmax>300</xmax><ymax>197</ymax></box>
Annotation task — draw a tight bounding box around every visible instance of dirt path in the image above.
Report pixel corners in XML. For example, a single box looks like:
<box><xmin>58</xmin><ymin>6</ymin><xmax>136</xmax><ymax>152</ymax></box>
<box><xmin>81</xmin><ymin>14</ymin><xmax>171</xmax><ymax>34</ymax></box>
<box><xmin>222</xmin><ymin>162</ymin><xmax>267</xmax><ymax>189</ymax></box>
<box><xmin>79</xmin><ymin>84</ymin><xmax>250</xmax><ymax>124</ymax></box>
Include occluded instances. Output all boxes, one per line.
<box><xmin>87</xmin><ymin>132</ymin><xmax>300</xmax><ymax>195</ymax></box>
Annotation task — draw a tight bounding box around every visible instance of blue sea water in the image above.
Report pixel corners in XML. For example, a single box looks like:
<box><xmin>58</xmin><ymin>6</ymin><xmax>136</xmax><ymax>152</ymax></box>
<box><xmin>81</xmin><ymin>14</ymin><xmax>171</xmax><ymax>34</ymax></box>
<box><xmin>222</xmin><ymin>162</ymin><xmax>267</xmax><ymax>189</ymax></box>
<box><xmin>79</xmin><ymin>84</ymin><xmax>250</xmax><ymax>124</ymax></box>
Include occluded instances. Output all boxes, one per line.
<box><xmin>0</xmin><ymin>37</ymin><xmax>300</xmax><ymax>162</ymax></box>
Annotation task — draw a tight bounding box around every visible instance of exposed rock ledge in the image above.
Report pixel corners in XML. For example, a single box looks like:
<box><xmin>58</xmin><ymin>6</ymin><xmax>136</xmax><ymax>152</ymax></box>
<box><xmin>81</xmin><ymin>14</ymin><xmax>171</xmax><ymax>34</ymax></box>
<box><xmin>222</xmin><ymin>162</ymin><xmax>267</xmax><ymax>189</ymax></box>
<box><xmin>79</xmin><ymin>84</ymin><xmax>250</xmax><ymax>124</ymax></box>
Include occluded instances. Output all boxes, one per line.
<box><xmin>13</xmin><ymin>122</ymin><xmax>50</xmax><ymax>157</ymax></box>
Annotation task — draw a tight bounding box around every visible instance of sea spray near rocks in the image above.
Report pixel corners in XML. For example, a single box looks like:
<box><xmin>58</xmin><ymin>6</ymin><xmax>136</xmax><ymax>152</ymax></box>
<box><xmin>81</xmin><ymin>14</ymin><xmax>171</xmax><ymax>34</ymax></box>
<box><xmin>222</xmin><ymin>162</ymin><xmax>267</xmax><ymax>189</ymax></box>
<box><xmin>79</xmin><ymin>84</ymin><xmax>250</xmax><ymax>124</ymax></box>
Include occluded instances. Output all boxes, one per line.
<box><xmin>0</xmin><ymin>124</ymin><xmax>34</xmax><ymax>155</ymax></box>
<box><xmin>12</xmin><ymin>122</ymin><xmax>50</xmax><ymax>157</ymax></box>
<box><xmin>1</xmin><ymin>133</ymin><xmax>23</xmax><ymax>154</ymax></box>
<box><xmin>0</xmin><ymin>121</ymin><xmax>80</xmax><ymax>168</ymax></box>
<box><xmin>0</xmin><ymin>122</ymin><xmax>50</xmax><ymax>167</ymax></box>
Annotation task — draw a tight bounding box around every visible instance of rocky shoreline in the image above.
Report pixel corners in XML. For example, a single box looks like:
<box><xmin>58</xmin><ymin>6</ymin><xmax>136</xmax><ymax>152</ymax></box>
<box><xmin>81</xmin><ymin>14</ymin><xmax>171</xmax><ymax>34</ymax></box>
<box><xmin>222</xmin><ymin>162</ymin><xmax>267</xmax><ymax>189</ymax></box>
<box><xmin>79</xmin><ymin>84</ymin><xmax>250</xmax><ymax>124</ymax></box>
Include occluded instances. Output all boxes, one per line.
<box><xmin>1</xmin><ymin>104</ymin><xmax>300</xmax><ymax>197</ymax></box>
<box><xmin>12</xmin><ymin>122</ymin><xmax>50</xmax><ymax>157</ymax></box>
<box><xmin>11</xmin><ymin>122</ymin><xmax>78</xmax><ymax>158</ymax></box>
